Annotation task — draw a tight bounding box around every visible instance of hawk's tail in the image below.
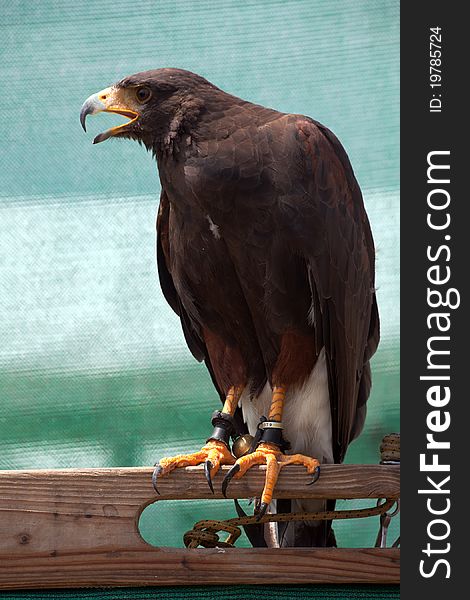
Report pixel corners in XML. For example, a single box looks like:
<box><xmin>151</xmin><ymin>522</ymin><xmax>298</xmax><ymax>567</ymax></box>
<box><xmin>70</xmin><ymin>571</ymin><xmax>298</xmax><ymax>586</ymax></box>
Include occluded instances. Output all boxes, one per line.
<box><xmin>277</xmin><ymin>498</ymin><xmax>337</xmax><ymax>547</ymax></box>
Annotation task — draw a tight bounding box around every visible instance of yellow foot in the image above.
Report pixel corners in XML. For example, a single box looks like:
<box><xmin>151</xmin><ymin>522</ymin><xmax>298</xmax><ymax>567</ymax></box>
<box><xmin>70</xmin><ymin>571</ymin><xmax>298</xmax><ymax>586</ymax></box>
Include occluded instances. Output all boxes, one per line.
<box><xmin>152</xmin><ymin>440</ymin><xmax>235</xmax><ymax>494</ymax></box>
<box><xmin>221</xmin><ymin>442</ymin><xmax>320</xmax><ymax>518</ymax></box>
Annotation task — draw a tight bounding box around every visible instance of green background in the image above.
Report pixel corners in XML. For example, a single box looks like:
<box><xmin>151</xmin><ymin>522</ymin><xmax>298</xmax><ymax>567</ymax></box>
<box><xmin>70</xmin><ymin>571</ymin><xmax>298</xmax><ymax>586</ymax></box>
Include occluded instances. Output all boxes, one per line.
<box><xmin>0</xmin><ymin>0</ymin><xmax>399</xmax><ymax>550</ymax></box>
<box><xmin>1</xmin><ymin>585</ymin><xmax>398</xmax><ymax>600</ymax></box>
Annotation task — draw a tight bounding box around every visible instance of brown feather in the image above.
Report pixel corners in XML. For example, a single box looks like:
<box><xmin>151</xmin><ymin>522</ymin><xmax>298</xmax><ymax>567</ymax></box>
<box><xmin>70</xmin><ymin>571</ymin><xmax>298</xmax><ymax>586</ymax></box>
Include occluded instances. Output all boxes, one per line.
<box><xmin>137</xmin><ymin>69</ymin><xmax>378</xmax><ymax>464</ymax></box>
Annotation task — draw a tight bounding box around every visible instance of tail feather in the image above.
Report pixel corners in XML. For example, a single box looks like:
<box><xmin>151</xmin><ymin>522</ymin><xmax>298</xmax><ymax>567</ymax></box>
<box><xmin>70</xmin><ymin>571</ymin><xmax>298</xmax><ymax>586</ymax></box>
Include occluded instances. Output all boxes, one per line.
<box><xmin>277</xmin><ymin>498</ymin><xmax>337</xmax><ymax>547</ymax></box>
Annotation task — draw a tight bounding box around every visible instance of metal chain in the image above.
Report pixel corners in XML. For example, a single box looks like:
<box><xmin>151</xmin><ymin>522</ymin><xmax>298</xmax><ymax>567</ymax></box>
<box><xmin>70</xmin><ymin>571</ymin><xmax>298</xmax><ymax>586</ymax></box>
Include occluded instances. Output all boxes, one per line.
<box><xmin>184</xmin><ymin>497</ymin><xmax>397</xmax><ymax>548</ymax></box>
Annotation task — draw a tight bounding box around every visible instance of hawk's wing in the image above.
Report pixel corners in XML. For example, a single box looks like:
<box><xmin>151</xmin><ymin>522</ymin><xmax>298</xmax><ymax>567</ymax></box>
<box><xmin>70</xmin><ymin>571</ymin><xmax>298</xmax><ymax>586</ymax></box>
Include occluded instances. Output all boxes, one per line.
<box><xmin>285</xmin><ymin>118</ymin><xmax>380</xmax><ymax>462</ymax></box>
<box><xmin>156</xmin><ymin>190</ymin><xmax>208</xmax><ymax>363</ymax></box>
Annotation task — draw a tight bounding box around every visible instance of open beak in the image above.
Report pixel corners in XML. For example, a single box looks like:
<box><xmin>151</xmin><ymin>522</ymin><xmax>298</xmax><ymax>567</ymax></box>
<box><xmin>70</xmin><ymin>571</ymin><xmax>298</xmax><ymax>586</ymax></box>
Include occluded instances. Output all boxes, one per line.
<box><xmin>80</xmin><ymin>86</ymin><xmax>140</xmax><ymax>144</ymax></box>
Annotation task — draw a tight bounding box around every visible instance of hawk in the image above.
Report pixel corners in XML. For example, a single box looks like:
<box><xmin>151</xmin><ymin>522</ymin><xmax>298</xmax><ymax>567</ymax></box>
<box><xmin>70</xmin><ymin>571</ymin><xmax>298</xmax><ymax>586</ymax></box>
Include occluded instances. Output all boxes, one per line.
<box><xmin>81</xmin><ymin>69</ymin><xmax>379</xmax><ymax>547</ymax></box>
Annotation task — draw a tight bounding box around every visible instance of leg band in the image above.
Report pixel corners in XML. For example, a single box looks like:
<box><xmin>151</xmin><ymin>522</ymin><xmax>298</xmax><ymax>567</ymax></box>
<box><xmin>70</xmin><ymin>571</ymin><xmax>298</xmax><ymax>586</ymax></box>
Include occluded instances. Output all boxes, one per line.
<box><xmin>250</xmin><ymin>416</ymin><xmax>291</xmax><ymax>451</ymax></box>
<box><xmin>206</xmin><ymin>410</ymin><xmax>236</xmax><ymax>447</ymax></box>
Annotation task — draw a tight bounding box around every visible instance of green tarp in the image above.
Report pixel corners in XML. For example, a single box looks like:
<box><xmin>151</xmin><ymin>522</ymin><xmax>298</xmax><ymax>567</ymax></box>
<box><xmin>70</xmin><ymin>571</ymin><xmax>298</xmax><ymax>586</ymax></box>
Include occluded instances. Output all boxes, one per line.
<box><xmin>1</xmin><ymin>585</ymin><xmax>399</xmax><ymax>600</ymax></box>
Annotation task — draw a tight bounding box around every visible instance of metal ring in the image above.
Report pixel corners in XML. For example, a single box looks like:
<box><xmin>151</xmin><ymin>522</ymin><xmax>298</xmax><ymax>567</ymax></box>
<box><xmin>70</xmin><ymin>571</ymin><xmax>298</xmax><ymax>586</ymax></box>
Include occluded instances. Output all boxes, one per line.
<box><xmin>259</xmin><ymin>421</ymin><xmax>284</xmax><ymax>430</ymax></box>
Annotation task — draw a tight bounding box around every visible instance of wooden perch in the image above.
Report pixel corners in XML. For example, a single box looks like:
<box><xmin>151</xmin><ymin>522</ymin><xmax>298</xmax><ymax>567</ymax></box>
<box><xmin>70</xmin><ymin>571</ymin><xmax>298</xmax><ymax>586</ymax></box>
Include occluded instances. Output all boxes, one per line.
<box><xmin>0</xmin><ymin>464</ymin><xmax>399</xmax><ymax>589</ymax></box>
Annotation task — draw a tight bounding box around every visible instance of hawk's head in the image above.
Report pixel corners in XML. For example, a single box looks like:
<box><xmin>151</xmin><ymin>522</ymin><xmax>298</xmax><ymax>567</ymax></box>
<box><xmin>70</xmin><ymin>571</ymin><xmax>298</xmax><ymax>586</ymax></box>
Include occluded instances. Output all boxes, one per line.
<box><xmin>80</xmin><ymin>68</ymin><xmax>216</xmax><ymax>148</ymax></box>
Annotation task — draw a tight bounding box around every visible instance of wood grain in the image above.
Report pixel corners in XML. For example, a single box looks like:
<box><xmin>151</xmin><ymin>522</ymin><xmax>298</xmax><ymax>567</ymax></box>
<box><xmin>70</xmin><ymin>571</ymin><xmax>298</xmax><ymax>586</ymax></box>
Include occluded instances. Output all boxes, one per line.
<box><xmin>0</xmin><ymin>548</ymin><xmax>400</xmax><ymax>588</ymax></box>
<box><xmin>0</xmin><ymin>465</ymin><xmax>400</xmax><ymax>589</ymax></box>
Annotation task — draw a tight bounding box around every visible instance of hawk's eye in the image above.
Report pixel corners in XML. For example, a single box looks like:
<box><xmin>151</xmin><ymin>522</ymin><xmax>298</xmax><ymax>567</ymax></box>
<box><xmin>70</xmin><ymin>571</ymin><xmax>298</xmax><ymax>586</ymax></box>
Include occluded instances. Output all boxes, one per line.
<box><xmin>135</xmin><ymin>87</ymin><xmax>152</xmax><ymax>103</ymax></box>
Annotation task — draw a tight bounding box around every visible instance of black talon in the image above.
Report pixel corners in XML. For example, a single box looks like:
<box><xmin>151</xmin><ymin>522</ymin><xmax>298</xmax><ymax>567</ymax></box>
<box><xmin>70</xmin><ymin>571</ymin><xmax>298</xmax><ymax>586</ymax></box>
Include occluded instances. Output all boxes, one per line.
<box><xmin>307</xmin><ymin>465</ymin><xmax>321</xmax><ymax>485</ymax></box>
<box><xmin>204</xmin><ymin>460</ymin><xmax>214</xmax><ymax>493</ymax></box>
<box><xmin>222</xmin><ymin>463</ymin><xmax>240</xmax><ymax>497</ymax></box>
<box><xmin>255</xmin><ymin>501</ymin><xmax>269</xmax><ymax>521</ymax></box>
<box><xmin>152</xmin><ymin>464</ymin><xmax>162</xmax><ymax>495</ymax></box>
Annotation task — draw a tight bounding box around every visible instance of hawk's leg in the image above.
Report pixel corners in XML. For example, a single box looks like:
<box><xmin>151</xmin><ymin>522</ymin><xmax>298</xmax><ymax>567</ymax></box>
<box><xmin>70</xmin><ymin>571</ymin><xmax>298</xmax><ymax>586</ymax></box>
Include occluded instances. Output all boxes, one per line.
<box><xmin>222</xmin><ymin>385</ymin><xmax>320</xmax><ymax>518</ymax></box>
<box><xmin>152</xmin><ymin>385</ymin><xmax>243</xmax><ymax>493</ymax></box>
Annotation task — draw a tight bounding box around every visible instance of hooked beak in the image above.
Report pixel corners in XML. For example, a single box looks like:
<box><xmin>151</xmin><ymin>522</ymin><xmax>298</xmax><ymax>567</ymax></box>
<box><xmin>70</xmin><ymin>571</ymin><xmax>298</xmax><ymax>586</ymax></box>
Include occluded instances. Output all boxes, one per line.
<box><xmin>80</xmin><ymin>86</ymin><xmax>140</xmax><ymax>144</ymax></box>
